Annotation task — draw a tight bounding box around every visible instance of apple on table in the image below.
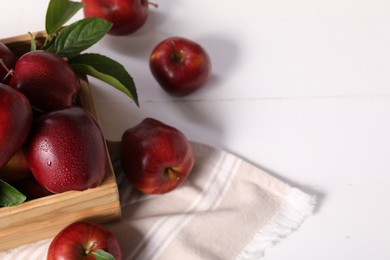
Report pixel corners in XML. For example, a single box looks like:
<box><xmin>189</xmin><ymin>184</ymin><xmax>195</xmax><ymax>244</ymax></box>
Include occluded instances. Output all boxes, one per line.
<box><xmin>121</xmin><ymin>118</ymin><xmax>195</xmax><ymax>194</ymax></box>
<box><xmin>149</xmin><ymin>37</ymin><xmax>212</xmax><ymax>96</ymax></box>
<box><xmin>82</xmin><ymin>0</ymin><xmax>158</xmax><ymax>35</ymax></box>
<box><xmin>47</xmin><ymin>221</ymin><xmax>122</xmax><ymax>260</ymax></box>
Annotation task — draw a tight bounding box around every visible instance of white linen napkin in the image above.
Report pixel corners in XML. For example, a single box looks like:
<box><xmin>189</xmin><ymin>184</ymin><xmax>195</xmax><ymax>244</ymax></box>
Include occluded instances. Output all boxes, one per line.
<box><xmin>0</xmin><ymin>141</ymin><xmax>315</xmax><ymax>259</ymax></box>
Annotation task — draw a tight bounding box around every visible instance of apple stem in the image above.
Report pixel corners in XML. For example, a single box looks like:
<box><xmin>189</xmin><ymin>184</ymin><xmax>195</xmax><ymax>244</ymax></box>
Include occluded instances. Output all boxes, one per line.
<box><xmin>148</xmin><ymin>1</ymin><xmax>159</xmax><ymax>8</ymax></box>
<box><xmin>85</xmin><ymin>240</ymin><xmax>99</xmax><ymax>256</ymax></box>
<box><xmin>165</xmin><ymin>167</ymin><xmax>181</xmax><ymax>183</ymax></box>
<box><xmin>0</xmin><ymin>58</ymin><xmax>14</xmax><ymax>81</ymax></box>
<box><xmin>170</xmin><ymin>41</ymin><xmax>183</xmax><ymax>64</ymax></box>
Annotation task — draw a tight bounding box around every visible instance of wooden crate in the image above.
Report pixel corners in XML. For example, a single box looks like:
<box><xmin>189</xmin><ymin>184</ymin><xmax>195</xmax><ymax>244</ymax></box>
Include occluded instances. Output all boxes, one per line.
<box><xmin>0</xmin><ymin>32</ymin><xmax>122</xmax><ymax>251</ymax></box>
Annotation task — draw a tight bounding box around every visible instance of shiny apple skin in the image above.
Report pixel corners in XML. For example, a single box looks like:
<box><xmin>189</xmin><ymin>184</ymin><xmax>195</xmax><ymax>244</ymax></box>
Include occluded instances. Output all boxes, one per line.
<box><xmin>149</xmin><ymin>37</ymin><xmax>212</xmax><ymax>96</ymax></box>
<box><xmin>121</xmin><ymin>118</ymin><xmax>195</xmax><ymax>194</ymax></box>
<box><xmin>0</xmin><ymin>83</ymin><xmax>32</xmax><ymax>167</ymax></box>
<box><xmin>0</xmin><ymin>42</ymin><xmax>17</xmax><ymax>83</ymax></box>
<box><xmin>82</xmin><ymin>0</ymin><xmax>149</xmax><ymax>35</ymax></box>
<box><xmin>26</xmin><ymin>107</ymin><xmax>107</xmax><ymax>193</ymax></box>
<box><xmin>9</xmin><ymin>50</ymin><xmax>80</xmax><ymax>112</ymax></box>
<box><xmin>47</xmin><ymin>221</ymin><xmax>122</xmax><ymax>260</ymax></box>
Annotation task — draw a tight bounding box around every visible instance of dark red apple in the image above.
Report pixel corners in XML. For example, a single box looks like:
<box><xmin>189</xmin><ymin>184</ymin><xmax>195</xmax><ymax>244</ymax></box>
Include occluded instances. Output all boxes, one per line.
<box><xmin>0</xmin><ymin>149</ymin><xmax>31</xmax><ymax>182</ymax></box>
<box><xmin>11</xmin><ymin>175</ymin><xmax>53</xmax><ymax>201</ymax></box>
<box><xmin>9</xmin><ymin>50</ymin><xmax>80</xmax><ymax>112</ymax></box>
<box><xmin>47</xmin><ymin>221</ymin><xmax>122</xmax><ymax>260</ymax></box>
<box><xmin>121</xmin><ymin>118</ymin><xmax>195</xmax><ymax>194</ymax></box>
<box><xmin>25</xmin><ymin>106</ymin><xmax>107</xmax><ymax>193</ymax></box>
<box><xmin>0</xmin><ymin>42</ymin><xmax>17</xmax><ymax>83</ymax></box>
<box><xmin>0</xmin><ymin>83</ymin><xmax>32</xmax><ymax>167</ymax></box>
<box><xmin>149</xmin><ymin>37</ymin><xmax>211</xmax><ymax>96</ymax></box>
<box><xmin>82</xmin><ymin>0</ymin><xmax>158</xmax><ymax>36</ymax></box>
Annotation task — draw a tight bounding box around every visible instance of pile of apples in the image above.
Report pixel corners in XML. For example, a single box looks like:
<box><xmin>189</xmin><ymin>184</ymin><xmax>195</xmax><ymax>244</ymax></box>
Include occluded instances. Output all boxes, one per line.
<box><xmin>0</xmin><ymin>43</ymin><xmax>109</xmax><ymax>196</ymax></box>
<box><xmin>0</xmin><ymin>0</ymin><xmax>212</xmax><ymax>259</ymax></box>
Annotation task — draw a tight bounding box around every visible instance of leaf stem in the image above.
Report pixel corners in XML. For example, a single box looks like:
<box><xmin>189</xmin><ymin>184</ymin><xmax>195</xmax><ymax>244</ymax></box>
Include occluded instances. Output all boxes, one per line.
<box><xmin>0</xmin><ymin>58</ymin><xmax>14</xmax><ymax>81</ymax></box>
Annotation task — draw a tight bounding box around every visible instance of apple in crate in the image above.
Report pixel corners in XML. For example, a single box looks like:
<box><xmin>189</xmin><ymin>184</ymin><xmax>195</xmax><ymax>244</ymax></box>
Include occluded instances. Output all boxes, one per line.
<box><xmin>121</xmin><ymin>118</ymin><xmax>195</xmax><ymax>194</ymax></box>
<box><xmin>0</xmin><ymin>83</ymin><xmax>32</xmax><ymax>167</ymax></box>
<box><xmin>0</xmin><ymin>149</ymin><xmax>31</xmax><ymax>182</ymax></box>
<box><xmin>149</xmin><ymin>37</ymin><xmax>211</xmax><ymax>96</ymax></box>
<box><xmin>47</xmin><ymin>221</ymin><xmax>122</xmax><ymax>260</ymax></box>
<box><xmin>9</xmin><ymin>50</ymin><xmax>80</xmax><ymax>112</ymax></box>
<box><xmin>26</xmin><ymin>107</ymin><xmax>107</xmax><ymax>193</ymax></box>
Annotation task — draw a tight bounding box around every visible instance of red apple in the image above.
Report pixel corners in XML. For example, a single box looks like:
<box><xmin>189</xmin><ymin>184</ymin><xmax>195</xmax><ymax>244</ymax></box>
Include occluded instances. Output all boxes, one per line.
<box><xmin>9</xmin><ymin>50</ymin><xmax>80</xmax><ymax>112</ymax></box>
<box><xmin>0</xmin><ymin>42</ymin><xmax>17</xmax><ymax>83</ymax></box>
<box><xmin>149</xmin><ymin>37</ymin><xmax>211</xmax><ymax>96</ymax></box>
<box><xmin>0</xmin><ymin>149</ymin><xmax>31</xmax><ymax>182</ymax></box>
<box><xmin>47</xmin><ymin>221</ymin><xmax>122</xmax><ymax>260</ymax></box>
<box><xmin>25</xmin><ymin>107</ymin><xmax>107</xmax><ymax>193</ymax></box>
<box><xmin>0</xmin><ymin>83</ymin><xmax>32</xmax><ymax>167</ymax></box>
<box><xmin>11</xmin><ymin>175</ymin><xmax>53</xmax><ymax>201</ymax></box>
<box><xmin>82</xmin><ymin>0</ymin><xmax>158</xmax><ymax>36</ymax></box>
<box><xmin>121</xmin><ymin>118</ymin><xmax>195</xmax><ymax>194</ymax></box>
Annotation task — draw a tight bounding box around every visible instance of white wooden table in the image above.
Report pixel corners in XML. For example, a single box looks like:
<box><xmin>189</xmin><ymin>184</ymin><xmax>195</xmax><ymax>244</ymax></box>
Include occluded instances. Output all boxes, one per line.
<box><xmin>1</xmin><ymin>1</ymin><xmax>389</xmax><ymax>259</ymax></box>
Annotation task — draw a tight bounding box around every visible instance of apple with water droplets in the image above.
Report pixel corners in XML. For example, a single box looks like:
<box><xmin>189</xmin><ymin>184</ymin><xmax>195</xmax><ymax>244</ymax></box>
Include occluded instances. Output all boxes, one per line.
<box><xmin>25</xmin><ymin>106</ymin><xmax>107</xmax><ymax>193</ymax></box>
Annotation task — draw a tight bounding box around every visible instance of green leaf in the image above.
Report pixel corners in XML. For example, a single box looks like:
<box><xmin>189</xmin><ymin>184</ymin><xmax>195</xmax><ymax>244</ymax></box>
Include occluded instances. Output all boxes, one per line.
<box><xmin>0</xmin><ymin>179</ymin><xmax>26</xmax><ymax>207</ymax></box>
<box><xmin>69</xmin><ymin>53</ymin><xmax>139</xmax><ymax>106</ymax></box>
<box><xmin>94</xmin><ymin>249</ymin><xmax>116</xmax><ymax>260</ymax></box>
<box><xmin>46</xmin><ymin>0</ymin><xmax>84</xmax><ymax>36</ymax></box>
<box><xmin>52</xmin><ymin>17</ymin><xmax>112</xmax><ymax>57</ymax></box>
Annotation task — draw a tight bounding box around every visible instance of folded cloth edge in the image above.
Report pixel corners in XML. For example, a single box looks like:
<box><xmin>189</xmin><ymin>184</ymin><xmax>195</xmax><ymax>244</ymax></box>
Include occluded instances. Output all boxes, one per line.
<box><xmin>236</xmin><ymin>188</ymin><xmax>316</xmax><ymax>259</ymax></box>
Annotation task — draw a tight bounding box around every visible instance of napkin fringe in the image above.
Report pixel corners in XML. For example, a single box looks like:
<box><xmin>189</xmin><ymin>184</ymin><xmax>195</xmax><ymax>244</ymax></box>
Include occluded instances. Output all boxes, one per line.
<box><xmin>236</xmin><ymin>188</ymin><xmax>316</xmax><ymax>259</ymax></box>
